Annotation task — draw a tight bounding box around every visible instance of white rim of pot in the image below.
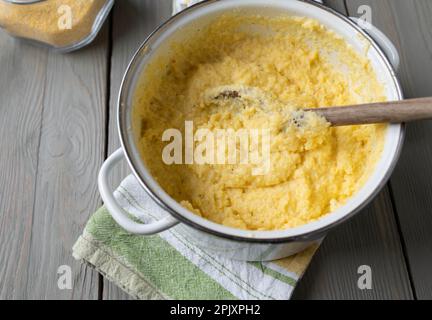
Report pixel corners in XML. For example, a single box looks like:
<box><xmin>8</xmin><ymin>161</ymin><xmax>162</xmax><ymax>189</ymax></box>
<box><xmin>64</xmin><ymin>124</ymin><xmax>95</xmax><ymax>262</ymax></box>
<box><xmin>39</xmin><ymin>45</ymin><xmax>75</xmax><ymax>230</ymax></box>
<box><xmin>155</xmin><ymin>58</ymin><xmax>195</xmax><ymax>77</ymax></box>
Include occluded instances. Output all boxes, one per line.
<box><xmin>118</xmin><ymin>0</ymin><xmax>404</xmax><ymax>243</ymax></box>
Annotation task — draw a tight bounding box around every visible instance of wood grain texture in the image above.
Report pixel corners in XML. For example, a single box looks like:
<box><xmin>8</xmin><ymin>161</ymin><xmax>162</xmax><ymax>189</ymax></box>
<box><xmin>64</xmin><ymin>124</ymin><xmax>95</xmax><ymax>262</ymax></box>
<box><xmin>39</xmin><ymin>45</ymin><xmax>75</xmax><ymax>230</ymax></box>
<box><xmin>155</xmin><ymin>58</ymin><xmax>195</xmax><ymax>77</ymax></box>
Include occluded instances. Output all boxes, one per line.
<box><xmin>293</xmin><ymin>0</ymin><xmax>413</xmax><ymax>300</ymax></box>
<box><xmin>0</xmin><ymin>32</ymin><xmax>47</xmax><ymax>300</ymax></box>
<box><xmin>324</xmin><ymin>0</ymin><xmax>347</xmax><ymax>14</ymax></box>
<box><xmin>27</xmin><ymin>30</ymin><xmax>109</xmax><ymax>299</ymax></box>
<box><xmin>293</xmin><ymin>188</ymin><xmax>413</xmax><ymax>299</ymax></box>
<box><xmin>346</xmin><ymin>0</ymin><xmax>432</xmax><ymax>300</ymax></box>
<box><xmin>0</xmin><ymin>25</ymin><xmax>109</xmax><ymax>298</ymax></box>
<box><xmin>307</xmin><ymin>97</ymin><xmax>432</xmax><ymax>126</ymax></box>
<box><xmin>103</xmin><ymin>0</ymin><xmax>172</xmax><ymax>300</ymax></box>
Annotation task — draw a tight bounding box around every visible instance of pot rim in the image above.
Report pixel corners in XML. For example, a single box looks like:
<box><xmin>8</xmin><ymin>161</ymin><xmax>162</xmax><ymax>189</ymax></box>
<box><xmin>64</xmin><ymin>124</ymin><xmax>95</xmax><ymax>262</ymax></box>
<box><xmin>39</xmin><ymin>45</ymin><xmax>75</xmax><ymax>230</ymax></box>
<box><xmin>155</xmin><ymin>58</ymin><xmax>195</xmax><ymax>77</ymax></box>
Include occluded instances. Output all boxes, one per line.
<box><xmin>117</xmin><ymin>0</ymin><xmax>405</xmax><ymax>243</ymax></box>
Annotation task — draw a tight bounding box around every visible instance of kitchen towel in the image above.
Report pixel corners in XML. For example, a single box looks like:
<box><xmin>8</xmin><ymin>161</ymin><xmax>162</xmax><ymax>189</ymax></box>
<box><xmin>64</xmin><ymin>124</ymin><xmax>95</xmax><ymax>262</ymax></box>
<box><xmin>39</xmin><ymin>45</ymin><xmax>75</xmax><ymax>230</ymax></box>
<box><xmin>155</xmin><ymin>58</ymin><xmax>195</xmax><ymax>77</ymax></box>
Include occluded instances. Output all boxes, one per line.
<box><xmin>73</xmin><ymin>175</ymin><xmax>320</xmax><ymax>300</ymax></box>
<box><xmin>73</xmin><ymin>0</ymin><xmax>323</xmax><ymax>300</ymax></box>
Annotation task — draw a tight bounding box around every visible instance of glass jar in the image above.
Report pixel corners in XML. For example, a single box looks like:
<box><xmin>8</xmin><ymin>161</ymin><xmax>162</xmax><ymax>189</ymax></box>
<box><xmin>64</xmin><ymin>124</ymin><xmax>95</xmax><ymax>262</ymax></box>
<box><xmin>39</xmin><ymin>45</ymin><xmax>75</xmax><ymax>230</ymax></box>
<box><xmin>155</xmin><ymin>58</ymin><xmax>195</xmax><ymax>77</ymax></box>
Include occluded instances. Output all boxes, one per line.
<box><xmin>0</xmin><ymin>0</ymin><xmax>114</xmax><ymax>52</ymax></box>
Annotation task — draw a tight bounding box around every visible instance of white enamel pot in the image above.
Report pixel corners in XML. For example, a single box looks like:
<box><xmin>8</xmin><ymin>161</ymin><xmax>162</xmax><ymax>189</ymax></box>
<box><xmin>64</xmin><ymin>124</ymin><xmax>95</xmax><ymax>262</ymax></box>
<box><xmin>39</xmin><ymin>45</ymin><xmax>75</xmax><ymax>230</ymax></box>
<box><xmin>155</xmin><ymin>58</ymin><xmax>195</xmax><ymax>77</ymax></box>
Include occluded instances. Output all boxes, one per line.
<box><xmin>98</xmin><ymin>0</ymin><xmax>404</xmax><ymax>261</ymax></box>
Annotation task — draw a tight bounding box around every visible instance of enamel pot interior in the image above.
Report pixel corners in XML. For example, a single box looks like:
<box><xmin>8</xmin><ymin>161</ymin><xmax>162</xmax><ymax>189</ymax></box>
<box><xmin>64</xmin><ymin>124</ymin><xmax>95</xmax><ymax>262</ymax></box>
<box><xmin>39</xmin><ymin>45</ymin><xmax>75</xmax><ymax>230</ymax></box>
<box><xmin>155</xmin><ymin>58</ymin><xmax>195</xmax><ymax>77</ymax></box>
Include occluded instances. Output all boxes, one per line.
<box><xmin>118</xmin><ymin>0</ymin><xmax>404</xmax><ymax>243</ymax></box>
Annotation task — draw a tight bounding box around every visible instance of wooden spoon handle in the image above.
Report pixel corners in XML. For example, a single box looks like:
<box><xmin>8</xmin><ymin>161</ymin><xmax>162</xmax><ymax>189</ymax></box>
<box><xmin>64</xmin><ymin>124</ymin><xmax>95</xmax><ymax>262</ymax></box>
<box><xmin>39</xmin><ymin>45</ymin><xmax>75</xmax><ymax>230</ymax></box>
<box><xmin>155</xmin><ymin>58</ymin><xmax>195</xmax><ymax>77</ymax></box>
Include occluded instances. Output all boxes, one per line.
<box><xmin>306</xmin><ymin>97</ymin><xmax>432</xmax><ymax>126</ymax></box>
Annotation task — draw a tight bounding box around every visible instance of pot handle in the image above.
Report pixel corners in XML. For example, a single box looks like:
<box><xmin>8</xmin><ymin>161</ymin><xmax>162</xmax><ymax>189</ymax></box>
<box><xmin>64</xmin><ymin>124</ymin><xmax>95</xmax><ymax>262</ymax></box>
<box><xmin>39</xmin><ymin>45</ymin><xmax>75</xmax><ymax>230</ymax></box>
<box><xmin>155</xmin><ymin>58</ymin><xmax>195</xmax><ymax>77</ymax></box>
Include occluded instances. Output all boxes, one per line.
<box><xmin>350</xmin><ymin>17</ymin><xmax>400</xmax><ymax>71</ymax></box>
<box><xmin>98</xmin><ymin>148</ymin><xmax>179</xmax><ymax>235</ymax></box>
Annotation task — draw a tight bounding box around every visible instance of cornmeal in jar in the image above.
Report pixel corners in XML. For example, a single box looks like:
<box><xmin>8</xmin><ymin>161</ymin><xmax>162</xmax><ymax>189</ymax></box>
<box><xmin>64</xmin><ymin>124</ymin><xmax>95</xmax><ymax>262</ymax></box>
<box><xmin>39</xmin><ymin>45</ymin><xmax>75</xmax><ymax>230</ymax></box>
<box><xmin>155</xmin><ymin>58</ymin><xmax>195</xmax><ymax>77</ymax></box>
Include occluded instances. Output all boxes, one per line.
<box><xmin>0</xmin><ymin>0</ymin><xmax>108</xmax><ymax>48</ymax></box>
<box><xmin>132</xmin><ymin>14</ymin><xmax>387</xmax><ymax>231</ymax></box>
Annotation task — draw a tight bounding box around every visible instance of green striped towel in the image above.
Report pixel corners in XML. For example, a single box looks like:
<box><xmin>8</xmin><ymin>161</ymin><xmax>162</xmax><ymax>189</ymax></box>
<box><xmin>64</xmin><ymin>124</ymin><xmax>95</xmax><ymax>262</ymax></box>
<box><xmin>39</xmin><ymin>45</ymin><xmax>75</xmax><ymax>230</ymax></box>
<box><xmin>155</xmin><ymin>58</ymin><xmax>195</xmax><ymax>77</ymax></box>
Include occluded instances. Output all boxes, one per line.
<box><xmin>73</xmin><ymin>175</ymin><xmax>320</xmax><ymax>300</ymax></box>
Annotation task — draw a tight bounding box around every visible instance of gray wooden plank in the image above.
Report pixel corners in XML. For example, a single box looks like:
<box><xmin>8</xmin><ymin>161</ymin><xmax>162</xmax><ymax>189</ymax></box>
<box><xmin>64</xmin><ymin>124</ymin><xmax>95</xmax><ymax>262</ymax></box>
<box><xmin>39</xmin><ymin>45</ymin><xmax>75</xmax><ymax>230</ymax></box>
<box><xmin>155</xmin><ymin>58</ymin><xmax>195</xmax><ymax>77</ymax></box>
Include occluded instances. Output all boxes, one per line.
<box><xmin>346</xmin><ymin>0</ymin><xmax>432</xmax><ymax>300</ymax></box>
<box><xmin>293</xmin><ymin>0</ymin><xmax>413</xmax><ymax>300</ymax></box>
<box><xmin>0</xmin><ymin>26</ymin><xmax>109</xmax><ymax>298</ymax></box>
<box><xmin>293</xmin><ymin>188</ymin><xmax>413</xmax><ymax>299</ymax></box>
<box><xmin>0</xmin><ymin>32</ymin><xmax>47</xmax><ymax>300</ymax></box>
<box><xmin>29</xmin><ymin>29</ymin><xmax>109</xmax><ymax>300</ymax></box>
<box><xmin>324</xmin><ymin>0</ymin><xmax>347</xmax><ymax>14</ymax></box>
<box><xmin>27</xmin><ymin>29</ymin><xmax>109</xmax><ymax>299</ymax></box>
<box><xmin>103</xmin><ymin>0</ymin><xmax>172</xmax><ymax>300</ymax></box>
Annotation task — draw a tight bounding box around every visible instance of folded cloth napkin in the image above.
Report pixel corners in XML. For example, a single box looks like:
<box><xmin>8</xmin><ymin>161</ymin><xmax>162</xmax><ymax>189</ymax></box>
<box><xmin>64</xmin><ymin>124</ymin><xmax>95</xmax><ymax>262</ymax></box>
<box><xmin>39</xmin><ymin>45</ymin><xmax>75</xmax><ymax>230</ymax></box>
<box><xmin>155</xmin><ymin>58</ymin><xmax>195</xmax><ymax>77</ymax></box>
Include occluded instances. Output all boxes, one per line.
<box><xmin>73</xmin><ymin>175</ymin><xmax>319</xmax><ymax>300</ymax></box>
<box><xmin>73</xmin><ymin>0</ymin><xmax>323</xmax><ymax>300</ymax></box>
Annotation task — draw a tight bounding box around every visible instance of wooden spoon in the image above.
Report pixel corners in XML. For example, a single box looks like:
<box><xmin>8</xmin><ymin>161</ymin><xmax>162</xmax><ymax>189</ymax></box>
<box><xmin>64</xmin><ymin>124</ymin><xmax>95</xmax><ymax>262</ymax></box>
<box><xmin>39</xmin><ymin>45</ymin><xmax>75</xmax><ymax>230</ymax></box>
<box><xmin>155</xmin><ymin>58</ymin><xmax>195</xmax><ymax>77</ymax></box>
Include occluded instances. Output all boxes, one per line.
<box><xmin>207</xmin><ymin>86</ymin><xmax>432</xmax><ymax>127</ymax></box>
<box><xmin>306</xmin><ymin>97</ymin><xmax>432</xmax><ymax>126</ymax></box>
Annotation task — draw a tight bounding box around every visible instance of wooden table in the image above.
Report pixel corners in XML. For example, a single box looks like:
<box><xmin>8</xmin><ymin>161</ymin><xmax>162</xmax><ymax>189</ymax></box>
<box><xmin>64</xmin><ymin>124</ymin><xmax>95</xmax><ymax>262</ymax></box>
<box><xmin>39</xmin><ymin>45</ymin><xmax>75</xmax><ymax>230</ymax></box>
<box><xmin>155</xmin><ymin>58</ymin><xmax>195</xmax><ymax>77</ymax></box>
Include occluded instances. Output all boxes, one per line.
<box><xmin>0</xmin><ymin>0</ymin><xmax>431</xmax><ymax>300</ymax></box>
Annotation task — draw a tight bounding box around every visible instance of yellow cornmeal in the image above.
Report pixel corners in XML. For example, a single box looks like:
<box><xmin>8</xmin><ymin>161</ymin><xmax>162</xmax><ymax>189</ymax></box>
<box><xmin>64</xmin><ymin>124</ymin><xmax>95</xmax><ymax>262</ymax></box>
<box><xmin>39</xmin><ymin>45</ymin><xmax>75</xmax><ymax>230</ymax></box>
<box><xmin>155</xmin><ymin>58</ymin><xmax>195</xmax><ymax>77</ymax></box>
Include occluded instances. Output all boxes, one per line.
<box><xmin>0</xmin><ymin>0</ymin><xmax>107</xmax><ymax>47</ymax></box>
<box><xmin>133</xmin><ymin>14</ymin><xmax>387</xmax><ymax>231</ymax></box>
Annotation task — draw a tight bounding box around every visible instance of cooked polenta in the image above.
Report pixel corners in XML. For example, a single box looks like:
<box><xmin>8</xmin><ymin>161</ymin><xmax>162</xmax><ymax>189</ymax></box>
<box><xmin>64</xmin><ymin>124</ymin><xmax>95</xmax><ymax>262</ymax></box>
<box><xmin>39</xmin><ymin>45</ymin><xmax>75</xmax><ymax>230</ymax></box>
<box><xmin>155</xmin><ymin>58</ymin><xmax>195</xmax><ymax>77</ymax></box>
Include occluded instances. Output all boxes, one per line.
<box><xmin>132</xmin><ymin>14</ymin><xmax>387</xmax><ymax>231</ymax></box>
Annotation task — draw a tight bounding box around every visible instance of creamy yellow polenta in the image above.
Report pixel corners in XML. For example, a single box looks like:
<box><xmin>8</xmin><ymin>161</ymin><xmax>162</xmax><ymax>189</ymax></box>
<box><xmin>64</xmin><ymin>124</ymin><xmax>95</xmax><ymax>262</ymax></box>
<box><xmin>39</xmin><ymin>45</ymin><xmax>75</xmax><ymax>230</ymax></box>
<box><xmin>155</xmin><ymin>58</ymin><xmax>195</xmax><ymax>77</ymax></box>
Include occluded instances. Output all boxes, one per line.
<box><xmin>132</xmin><ymin>14</ymin><xmax>387</xmax><ymax>231</ymax></box>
